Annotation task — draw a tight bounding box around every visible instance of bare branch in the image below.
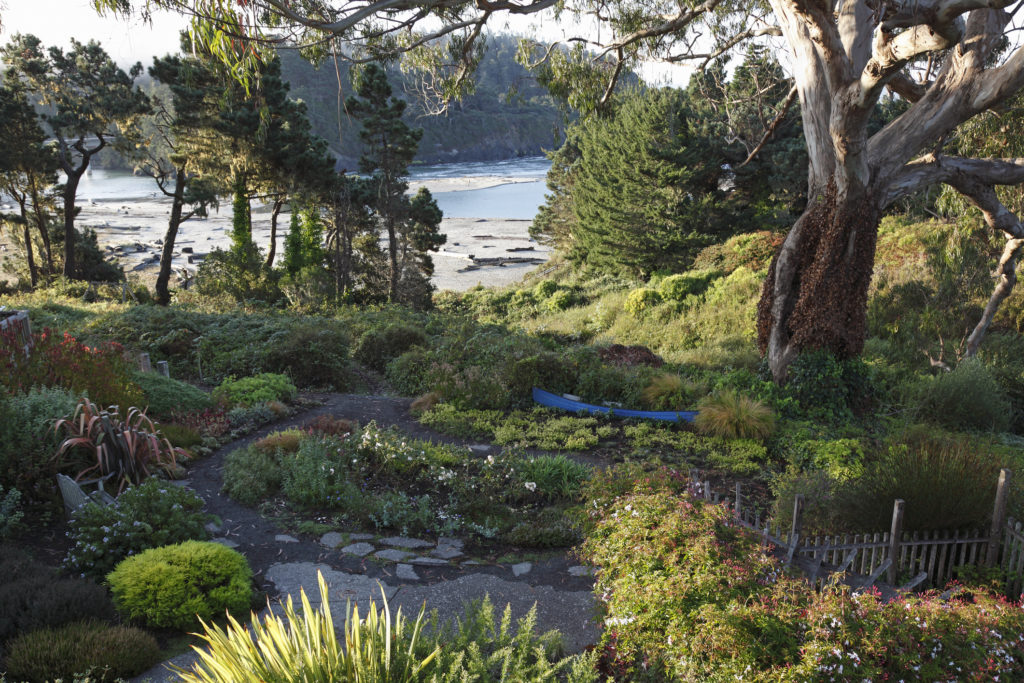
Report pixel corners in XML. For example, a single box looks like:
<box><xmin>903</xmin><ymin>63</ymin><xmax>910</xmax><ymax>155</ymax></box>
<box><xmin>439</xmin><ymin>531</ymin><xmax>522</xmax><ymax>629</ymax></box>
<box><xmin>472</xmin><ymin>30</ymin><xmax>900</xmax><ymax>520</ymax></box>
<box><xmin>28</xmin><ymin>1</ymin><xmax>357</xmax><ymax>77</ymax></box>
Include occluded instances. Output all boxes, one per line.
<box><xmin>886</xmin><ymin>71</ymin><xmax>930</xmax><ymax>101</ymax></box>
<box><xmin>695</xmin><ymin>26</ymin><xmax>783</xmax><ymax>69</ymax></box>
<box><xmin>737</xmin><ymin>84</ymin><xmax>798</xmax><ymax>167</ymax></box>
<box><xmin>886</xmin><ymin>154</ymin><xmax>1024</xmax><ymax>206</ymax></box>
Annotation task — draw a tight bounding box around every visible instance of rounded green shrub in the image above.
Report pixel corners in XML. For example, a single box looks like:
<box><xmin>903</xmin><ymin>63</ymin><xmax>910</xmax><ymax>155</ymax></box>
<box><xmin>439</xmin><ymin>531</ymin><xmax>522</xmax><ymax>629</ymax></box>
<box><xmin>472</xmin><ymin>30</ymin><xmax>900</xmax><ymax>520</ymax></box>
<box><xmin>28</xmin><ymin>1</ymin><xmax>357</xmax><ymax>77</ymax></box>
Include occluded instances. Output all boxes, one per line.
<box><xmin>624</xmin><ymin>288</ymin><xmax>663</xmax><ymax>317</ymax></box>
<box><xmin>212</xmin><ymin>372</ymin><xmax>297</xmax><ymax>407</ymax></box>
<box><xmin>3</xmin><ymin>620</ymin><xmax>160</xmax><ymax>682</ymax></box>
<box><xmin>543</xmin><ymin>289</ymin><xmax>579</xmax><ymax>312</ymax></box>
<box><xmin>262</xmin><ymin>321</ymin><xmax>350</xmax><ymax>389</ymax></box>
<box><xmin>385</xmin><ymin>348</ymin><xmax>432</xmax><ymax>396</ymax></box>
<box><xmin>222</xmin><ymin>444</ymin><xmax>283</xmax><ymax>506</ymax></box>
<box><xmin>0</xmin><ymin>386</ymin><xmax>78</xmax><ymax>501</ymax></box>
<box><xmin>354</xmin><ymin>324</ymin><xmax>427</xmax><ymax>372</ymax></box>
<box><xmin>133</xmin><ymin>371</ymin><xmax>211</xmax><ymax>418</ymax></box>
<box><xmin>107</xmin><ymin>540</ymin><xmax>253</xmax><ymax>630</ymax></box>
<box><xmin>658</xmin><ymin>269</ymin><xmax>722</xmax><ymax>301</ymax></box>
<box><xmin>909</xmin><ymin>358</ymin><xmax>1011</xmax><ymax>432</ymax></box>
<box><xmin>532</xmin><ymin>279</ymin><xmax>559</xmax><ymax>299</ymax></box>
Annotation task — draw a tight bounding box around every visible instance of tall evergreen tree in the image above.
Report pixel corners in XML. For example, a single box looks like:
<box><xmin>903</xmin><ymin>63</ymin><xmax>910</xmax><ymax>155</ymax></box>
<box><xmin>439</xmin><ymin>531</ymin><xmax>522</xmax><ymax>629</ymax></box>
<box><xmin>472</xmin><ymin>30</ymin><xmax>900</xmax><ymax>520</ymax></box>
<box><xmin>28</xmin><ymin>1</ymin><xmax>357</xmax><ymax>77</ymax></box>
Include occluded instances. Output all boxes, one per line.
<box><xmin>346</xmin><ymin>63</ymin><xmax>445</xmax><ymax>303</ymax></box>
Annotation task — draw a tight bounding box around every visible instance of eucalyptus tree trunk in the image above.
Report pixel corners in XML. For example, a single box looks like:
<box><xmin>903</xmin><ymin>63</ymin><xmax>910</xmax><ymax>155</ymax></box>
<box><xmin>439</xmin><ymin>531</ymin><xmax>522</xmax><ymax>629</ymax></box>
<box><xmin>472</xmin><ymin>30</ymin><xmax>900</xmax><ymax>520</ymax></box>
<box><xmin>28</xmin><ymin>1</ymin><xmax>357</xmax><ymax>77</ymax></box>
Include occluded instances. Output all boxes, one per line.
<box><xmin>759</xmin><ymin>0</ymin><xmax>1024</xmax><ymax>381</ymax></box>
<box><xmin>155</xmin><ymin>168</ymin><xmax>187</xmax><ymax>306</ymax></box>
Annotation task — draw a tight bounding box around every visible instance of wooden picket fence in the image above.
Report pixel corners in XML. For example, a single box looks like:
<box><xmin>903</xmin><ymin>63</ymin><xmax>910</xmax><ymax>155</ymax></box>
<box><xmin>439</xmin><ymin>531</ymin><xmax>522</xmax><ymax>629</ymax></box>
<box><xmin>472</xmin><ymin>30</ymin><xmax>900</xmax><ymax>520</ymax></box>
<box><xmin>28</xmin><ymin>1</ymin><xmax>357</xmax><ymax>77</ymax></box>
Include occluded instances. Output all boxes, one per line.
<box><xmin>693</xmin><ymin>469</ymin><xmax>1022</xmax><ymax>597</ymax></box>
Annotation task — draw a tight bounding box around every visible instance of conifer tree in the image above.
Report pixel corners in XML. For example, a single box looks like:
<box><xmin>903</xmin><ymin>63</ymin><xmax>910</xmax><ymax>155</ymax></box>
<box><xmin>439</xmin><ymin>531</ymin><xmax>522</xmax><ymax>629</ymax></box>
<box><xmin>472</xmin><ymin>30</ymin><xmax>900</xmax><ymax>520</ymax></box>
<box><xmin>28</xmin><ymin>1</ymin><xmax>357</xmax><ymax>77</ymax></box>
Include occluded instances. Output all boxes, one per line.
<box><xmin>282</xmin><ymin>210</ymin><xmax>305</xmax><ymax>276</ymax></box>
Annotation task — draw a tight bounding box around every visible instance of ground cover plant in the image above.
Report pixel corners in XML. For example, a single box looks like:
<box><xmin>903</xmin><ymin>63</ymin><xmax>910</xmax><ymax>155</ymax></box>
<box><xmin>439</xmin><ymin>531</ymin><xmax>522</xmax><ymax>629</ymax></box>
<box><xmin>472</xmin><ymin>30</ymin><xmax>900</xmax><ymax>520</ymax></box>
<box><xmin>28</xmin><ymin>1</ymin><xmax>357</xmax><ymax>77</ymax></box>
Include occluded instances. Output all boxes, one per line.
<box><xmin>222</xmin><ymin>420</ymin><xmax>589</xmax><ymax>546</ymax></box>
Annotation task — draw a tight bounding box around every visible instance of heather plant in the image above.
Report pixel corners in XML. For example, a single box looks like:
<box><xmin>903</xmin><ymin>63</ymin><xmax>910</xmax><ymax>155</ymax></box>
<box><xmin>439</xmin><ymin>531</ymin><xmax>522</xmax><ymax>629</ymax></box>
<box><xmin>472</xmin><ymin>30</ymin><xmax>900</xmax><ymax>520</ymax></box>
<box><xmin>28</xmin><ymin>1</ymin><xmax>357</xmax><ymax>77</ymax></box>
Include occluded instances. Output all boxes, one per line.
<box><xmin>254</xmin><ymin>428</ymin><xmax>304</xmax><ymax>454</ymax></box>
<box><xmin>623</xmin><ymin>288</ymin><xmax>663</xmax><ymax>317</ymax></box>
<box><xmin>55</xmin><ymin>398</ymin><xmax>186</xmax><ymax>491</ymax></box>
<box><xmin>132</xmin><ymin>371</ymin><xmax>211</xmax><ymax>418</ymax></box>
<box><xmin>908</xmin><ymin>358</ymin><xmax>1012</xmax><ymax>432</ymax></box>
<box><xmin>64</xmin><ymin>479</ymin><xmax>211</xmax><ymax>578</ymax></box>
<box><xmin>222</xmin><ymin>444</ymin><xmax>283</xmax><ymax>507</ymax></box>
<box><xmin>107</xmin><ymin>540</ymin><xmax>253</xmax><ymax>630</ymax></box>
<box><xmin>3</xmin><ymin>620</ymin><xmax>160</xmax><ymax>683</ymax></box>
<box><xmin>0</xmin><ymin>386</ymin><xmax>79</xmax><ymax>498</ymax></box>
<box><xmin>695</xmin><ymin>389</ymin><xmax>775</xmax><ymax>440</ymax></box>
<box><xmin>212</xmin><ymin>372</ymin><xmax>297</xmax><ymax>407</ymax></box>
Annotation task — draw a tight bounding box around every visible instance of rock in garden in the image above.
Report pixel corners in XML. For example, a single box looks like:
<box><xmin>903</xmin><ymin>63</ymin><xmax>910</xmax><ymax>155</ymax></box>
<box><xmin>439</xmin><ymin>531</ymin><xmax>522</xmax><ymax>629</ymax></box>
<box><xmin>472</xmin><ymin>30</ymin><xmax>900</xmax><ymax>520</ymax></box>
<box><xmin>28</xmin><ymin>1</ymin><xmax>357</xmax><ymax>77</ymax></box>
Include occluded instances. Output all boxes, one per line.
<box><xmin>396</xmin><ymin>564</ymin><xmax>420</xmax><ymax>581</ymax></box>
<box><xmin>511</xmin><ymin>562</ymin><xmax>532</xmax><ymax>577</ymax></box>
<box><xmin>381</xmin><ymin>536</ymin><xmax>433</xmax><ymax>549</ymax></box>
<box><xmin>320</xmin><ymin>532</ymin><xmax>345</xmax><ymax>548</ymax></box>
<box><xmin>375</xmin><ymin>549</ymin><xmax>414</xmax><ymax>562</ymax></box>
<box><xmin>341</xmin><ymin>542</ymin><xmax>375</xmax><ymax>557</ymax></box>
<box><xmin>275</xmin><ymin>534</ymin><xmax>300</xmax><ymax>543</ymax></box>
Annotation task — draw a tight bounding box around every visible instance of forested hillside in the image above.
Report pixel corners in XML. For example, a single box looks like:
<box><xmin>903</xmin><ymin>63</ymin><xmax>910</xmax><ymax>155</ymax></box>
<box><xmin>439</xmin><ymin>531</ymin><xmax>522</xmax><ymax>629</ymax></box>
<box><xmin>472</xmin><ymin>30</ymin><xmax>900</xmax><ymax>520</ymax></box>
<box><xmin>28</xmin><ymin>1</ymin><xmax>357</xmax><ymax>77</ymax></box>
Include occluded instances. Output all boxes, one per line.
<box><xmin>279</xmin><ymin>34</ymin><xmax>566</xmax><ymax>166</ymax></box>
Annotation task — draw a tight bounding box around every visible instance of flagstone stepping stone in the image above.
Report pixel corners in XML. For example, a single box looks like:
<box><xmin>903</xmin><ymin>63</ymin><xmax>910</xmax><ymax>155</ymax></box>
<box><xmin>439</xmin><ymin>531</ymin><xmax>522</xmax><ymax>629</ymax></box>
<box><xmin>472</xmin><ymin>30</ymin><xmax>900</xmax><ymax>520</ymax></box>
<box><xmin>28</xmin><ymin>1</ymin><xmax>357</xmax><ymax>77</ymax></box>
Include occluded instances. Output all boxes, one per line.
<box><xmin>437</xmin><ymin>537</ymin><xmax>464</xmax><ymax>550</ymax></box>
<box><xmin>430</xmin><ymin>546</ymin><xmax>464</xmax><ymax>560</ymax></box>
<box><xmin>511</xmin><ymin>562</ymin><xmax>532</xmax><ymax>577</ymax></box>
<box><xmin>265</xmin><ymin>562</ymin><xmax>396</xmax><ymax>608</ymax></box>
<box><xmin>381</xmin><ymin>536</ymin><xmax>433</xmax><ymax>549</ymax></box>
<box><xmin>396</xmin><ymin>564</ymin><xmax>420</xmax><ymax>581</ymax></box>
<box><xmin>410</xmin><ymin>557</ymin><xmax>449</xmax><ymax>566</ymax></box>
<box><xmin>376</xmin><ymin>548</ymin><xmax>415</xmax><ymax>562</ymax></box>
<box><xmin>568</xmin><ymin>565</ymin><xmax>594</xmax><ymax>577</ymax></box>
<box><xmin>348</xmin><ymin>533</ymin><xmax>375</xmax><ymax>541</ymax></box>
<box><xmin>461</xmin><ymin>560</ymin><xmax>482</xmax><ymax>566</ymax></box>
<box><xmin>320</xmin><ymin>532</ymin><xmax>345</xmax><ymax>548</ymax></box>
<box><xmin>210</xmin><ymin>538</ymin><xmax>239</xmax><ymax>549</ymax></box>
<box><xmin>341</xmin><ymin>542</ymin><xmax>375</xmax><ymax>557</ymax></box>
<box><xmin>205</xmin><ymin>521</ymin><xmax>224</xmax><ymax>534</ymax></box>
<box><xmin>275</xmin><ymin>534</ymin><xmax>300</xmax><ymax>543</ymax></box>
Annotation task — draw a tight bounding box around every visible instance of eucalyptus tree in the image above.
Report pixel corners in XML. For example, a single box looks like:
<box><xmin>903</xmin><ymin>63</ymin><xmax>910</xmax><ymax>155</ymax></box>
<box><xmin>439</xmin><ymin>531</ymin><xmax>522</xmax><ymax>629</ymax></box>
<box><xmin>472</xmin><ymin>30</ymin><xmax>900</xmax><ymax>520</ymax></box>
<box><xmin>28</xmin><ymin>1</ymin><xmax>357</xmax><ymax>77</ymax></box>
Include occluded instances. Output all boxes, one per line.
<box><xmin>0</xmin><ymin>35</ymin><xmax>150</xmax><ymax>279</ymax></box>
<box><xmin>98</xmin><ymin>0</ymin><xmax>1024</xmax><ymax>379</ymax></box>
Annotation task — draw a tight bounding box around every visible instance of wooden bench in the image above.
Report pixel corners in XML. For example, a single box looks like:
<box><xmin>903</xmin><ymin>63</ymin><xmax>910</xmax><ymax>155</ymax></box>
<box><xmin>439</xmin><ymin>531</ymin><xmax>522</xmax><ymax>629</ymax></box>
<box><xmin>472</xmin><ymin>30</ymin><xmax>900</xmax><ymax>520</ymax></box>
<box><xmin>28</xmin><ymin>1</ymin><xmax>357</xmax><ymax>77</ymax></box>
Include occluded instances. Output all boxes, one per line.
<box><xmin>56</xmin><ymin>473</ymin><xmax>116</xmax><ymax>516</ymax></box>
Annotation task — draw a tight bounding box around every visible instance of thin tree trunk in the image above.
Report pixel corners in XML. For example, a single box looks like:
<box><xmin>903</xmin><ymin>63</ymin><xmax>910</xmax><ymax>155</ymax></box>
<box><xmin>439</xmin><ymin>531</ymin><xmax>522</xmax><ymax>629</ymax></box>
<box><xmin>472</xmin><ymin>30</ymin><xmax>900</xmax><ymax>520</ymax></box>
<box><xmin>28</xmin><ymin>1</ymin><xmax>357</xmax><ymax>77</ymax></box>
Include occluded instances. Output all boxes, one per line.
<box><xmin>28</xmin><ymin>174</ymin><xmax>53</xmax><ymax>278</ymax></box>
<box><xmin>61</xmin><ymin>171</ymin><xmax>82</xmax><ymax>278</ymax></box>
<box><xmin>15</xmin><ymin>195</ymin><xmax>38</xmax><ymax>288</ymax></box>
<box><xmin>265</xmin><ymin>196</ymin><xmax>285</xmax><ymax>269</ymax></box>
<box><xmin>156</xmin><ymin>167</ymin><xmax>187</xmax><ymax>306</ymax></box>
<box><xmin>387</xmin><ymin>218</ymin><xmax>399</xmax><ymax>303</ymax></box>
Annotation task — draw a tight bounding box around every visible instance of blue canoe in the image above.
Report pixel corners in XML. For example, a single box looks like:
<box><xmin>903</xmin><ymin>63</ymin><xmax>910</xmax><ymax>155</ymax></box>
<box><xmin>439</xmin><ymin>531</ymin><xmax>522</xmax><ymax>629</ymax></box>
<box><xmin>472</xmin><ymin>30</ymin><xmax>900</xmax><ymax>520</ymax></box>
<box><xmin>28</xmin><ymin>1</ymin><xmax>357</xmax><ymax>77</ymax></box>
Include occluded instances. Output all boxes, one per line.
<box><xmin>532</xmin><ymin>387</ymin><xmax>698</xmax><ymax>423</ymax></box>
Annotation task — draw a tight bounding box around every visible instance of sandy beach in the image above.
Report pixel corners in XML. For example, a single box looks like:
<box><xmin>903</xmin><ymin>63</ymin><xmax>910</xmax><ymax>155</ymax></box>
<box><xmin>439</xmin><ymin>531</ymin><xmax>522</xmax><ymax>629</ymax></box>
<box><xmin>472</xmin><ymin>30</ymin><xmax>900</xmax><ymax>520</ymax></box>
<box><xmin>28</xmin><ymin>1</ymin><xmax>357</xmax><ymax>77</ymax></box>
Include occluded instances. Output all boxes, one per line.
<box><xmin>3</xmin><ymin>175</ymin><xmax>550</xmax><ymax>292</ymax></box>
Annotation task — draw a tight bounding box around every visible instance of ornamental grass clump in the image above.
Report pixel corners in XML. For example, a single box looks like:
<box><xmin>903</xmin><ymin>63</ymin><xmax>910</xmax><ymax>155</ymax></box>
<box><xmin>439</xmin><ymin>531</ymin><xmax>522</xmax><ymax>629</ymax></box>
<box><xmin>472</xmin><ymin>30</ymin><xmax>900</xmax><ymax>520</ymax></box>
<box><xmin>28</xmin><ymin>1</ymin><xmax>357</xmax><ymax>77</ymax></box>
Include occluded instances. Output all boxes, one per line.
<box><xmin>175</xmin><ymin>572</ymin><xmax>439</xmax><ymax>683</ymax></box>
<box><xmin>694</xmin><ymin>389</ymin><xmax>775</xmax><ymax>440</ymax></box>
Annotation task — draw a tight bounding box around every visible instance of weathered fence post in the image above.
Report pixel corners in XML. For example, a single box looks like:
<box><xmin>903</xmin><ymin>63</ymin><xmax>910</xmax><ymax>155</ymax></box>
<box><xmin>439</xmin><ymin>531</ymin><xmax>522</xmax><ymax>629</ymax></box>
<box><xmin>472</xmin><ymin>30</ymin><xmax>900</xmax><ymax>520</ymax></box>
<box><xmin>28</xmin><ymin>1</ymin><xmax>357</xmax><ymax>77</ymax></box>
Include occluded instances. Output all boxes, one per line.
<box><xmin>156</xmin><ymin>360</ymin><xmax>170</xmax><ymax>378</ymax></box>
<box><xmin>138</xmin><ymin>352</ymin><xmax>152</xmax><ymax>374</ymax></box>
<box><xmin>987</xmin><ymin>469</ymin><xmax>1012</xmax><ymax>567</ymax></box>
<box><xmin>790</xmin><ymin>494</ymin><xmax>804</xmax><ymax>544</ymax></box>
<box><xmin>703</xmin><ymin>480</ymin><xmax>711</xmax><ymax>501</ymax></box>
<box><xmin>734</xmin><ymin>482</ymin><xmax>742</xmax><ymax>520</ymax></box>
<box><xmin>888</xmin><ymin>499</ymin><xmax>905</xmax><ymax>585</ymax></box>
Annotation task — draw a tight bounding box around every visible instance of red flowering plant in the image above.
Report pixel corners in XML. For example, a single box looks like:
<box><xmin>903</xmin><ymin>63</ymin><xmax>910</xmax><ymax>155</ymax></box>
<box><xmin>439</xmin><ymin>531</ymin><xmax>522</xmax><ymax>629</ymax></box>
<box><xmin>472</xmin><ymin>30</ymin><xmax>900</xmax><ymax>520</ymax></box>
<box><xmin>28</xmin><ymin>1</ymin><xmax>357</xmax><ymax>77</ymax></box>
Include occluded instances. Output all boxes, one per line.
<box><xmin>582</xmin><ymin>492</ymin><xmax>1024</xmax><ymax>681</ymax></box>
<box><xmin>1</xmin><ymin>326</ymin><xmax>143</xmax><ymax>410</ymax></box>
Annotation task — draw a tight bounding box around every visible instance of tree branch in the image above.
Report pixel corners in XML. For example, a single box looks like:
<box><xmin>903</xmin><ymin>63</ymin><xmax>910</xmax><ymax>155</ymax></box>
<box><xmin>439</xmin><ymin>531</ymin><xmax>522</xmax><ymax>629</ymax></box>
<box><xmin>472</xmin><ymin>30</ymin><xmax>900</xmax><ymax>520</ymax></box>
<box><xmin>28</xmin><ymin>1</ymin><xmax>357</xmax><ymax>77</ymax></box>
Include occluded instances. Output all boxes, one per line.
<box><xmin>886</xmin><ymin>154</ymin><xmax>1024</xmax><ymax>206</ymax></box>
<box><xmin>737</xmin><ymin>84</ymin><xmax>798</xmax><ymax>167</ymax></box>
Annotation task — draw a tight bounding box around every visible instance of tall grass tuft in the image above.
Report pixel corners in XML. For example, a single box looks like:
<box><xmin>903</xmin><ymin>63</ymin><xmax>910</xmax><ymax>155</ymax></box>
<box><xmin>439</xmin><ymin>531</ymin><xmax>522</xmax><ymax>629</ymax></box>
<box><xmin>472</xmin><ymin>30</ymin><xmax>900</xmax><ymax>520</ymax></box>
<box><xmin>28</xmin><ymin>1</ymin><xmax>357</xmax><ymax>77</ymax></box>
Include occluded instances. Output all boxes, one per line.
<box><xmin>175</xmin><ymin>572</ymin><xmax>438</xmax><ymax>683</ymax></box>
<box><xmin>640</xmin><ymin>373</ymin><xmax>697</xmax><ymax>410</ymax></box>
<box><xmin>694</xmin><ymin>390</ymin><xmax>775</xmax><ymax>440</ymax></box>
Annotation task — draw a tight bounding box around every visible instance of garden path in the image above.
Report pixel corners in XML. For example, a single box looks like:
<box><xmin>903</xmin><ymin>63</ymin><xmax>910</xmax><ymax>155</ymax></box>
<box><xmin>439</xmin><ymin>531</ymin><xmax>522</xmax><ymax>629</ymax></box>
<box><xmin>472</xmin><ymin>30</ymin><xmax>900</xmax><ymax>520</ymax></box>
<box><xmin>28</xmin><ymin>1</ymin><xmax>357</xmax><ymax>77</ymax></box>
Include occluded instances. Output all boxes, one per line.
<box><xmin>133</xmin><ymin>393</ymin><xmax>600</xmax><ymax>683</ymax></box>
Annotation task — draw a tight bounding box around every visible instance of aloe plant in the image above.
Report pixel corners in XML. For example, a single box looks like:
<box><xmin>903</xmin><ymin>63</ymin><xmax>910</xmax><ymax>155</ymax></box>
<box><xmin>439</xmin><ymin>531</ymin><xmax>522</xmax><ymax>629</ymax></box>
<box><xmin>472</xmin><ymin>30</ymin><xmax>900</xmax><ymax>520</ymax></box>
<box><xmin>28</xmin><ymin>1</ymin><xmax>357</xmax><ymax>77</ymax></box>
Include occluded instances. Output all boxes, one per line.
<box><xmin>55</xmin><ymin>398</ymin><xmax>185</xmax><ymax>492</ymax></box>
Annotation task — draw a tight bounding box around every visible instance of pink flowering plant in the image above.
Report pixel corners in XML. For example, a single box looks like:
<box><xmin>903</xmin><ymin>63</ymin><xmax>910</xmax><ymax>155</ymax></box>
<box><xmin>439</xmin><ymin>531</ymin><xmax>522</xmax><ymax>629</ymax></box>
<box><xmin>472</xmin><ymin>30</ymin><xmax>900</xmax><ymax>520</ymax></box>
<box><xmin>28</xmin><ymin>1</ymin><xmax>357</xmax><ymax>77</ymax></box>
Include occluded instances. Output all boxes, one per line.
<box><xmin>583</xmin><ymin>492</ymin><xmax>1024</xmax><ymax>681</ymax></box>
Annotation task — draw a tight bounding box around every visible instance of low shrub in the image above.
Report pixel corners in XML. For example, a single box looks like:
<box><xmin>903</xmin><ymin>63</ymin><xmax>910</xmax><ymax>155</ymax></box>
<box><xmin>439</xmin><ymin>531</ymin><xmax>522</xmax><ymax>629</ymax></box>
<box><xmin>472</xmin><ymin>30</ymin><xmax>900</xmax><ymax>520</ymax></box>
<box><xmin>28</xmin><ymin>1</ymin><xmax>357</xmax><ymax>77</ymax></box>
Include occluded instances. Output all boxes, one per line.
<box><xmin>623</xmin><ymin>288</ymin><xmax>663</xmax><ymax>317</ymax></box>
<box><xmin>695</xmin><ymin>390</ymin><xmax>775</xmax><ymax>440</ymax></box>
<box><xmin>261</xmin><ymin>320</ymin><xmax>349</xmax><ymax>389</ymax></box>
<box><xmin>657</xmin><ymin>269</ymin><xmax>721</xmax><ymax>301</ymax></box>
<box><xmin>222</xmin><ymin>444</ymin><xmax>283</xmax><ymax>507</ymax></box>
<box><xmin>544</xmin><ymin>289</ymin><xmax>579</xmax><ymax>312</ymax></box>
<box><xmin>418</xmin><ymin>404</ymin><xmax>504</xmax><ymax>440</ymax></box>
<box><xmin>0</xmin><ymin>550</ymin><xmax>116</xmax><ymax>645</ymax></box>
<box><xmin>0</xmin><ymin>386</ymin><xmax>78</xmax><ymax>500</ymax></box>
<box><xmin>583</xmin><ymin>492</ymin><xmax>1024</xmax><ymax>681</ymax></box>
<box><xmin>410</xmin><ymin>391</ymin><xmax>441</xmax><ymax>414</ymax></box>
<box><xmin>132</xmin><ymin>371</ymin><xmax>211</xmax><ymax>418</ymax></box>
<box><xmin>493</xmin><ymin>413</ymin><xmax>616</xmax><ymax>451</ymax></box>
<box><xmin>0</xmin><ymin>484</ymin><xmax>24</xmax><ymax>539</ymax></box>
<box><xmin>213</xmin><ymin>372</ymin><xmax>297</xmax><ymax>407</ymax></box>
<box><xmin>516</xmin><ymin>455</ymin><xmax>591</xmax><ymax>501</ymax></box>
<box><xmin>533</xmin><ymin>280</ymin><xmax>559</xmax><ymax>299</ymax></box>
<box><xmin>354</xmin><ymin>324</ymin><xmax>427</xmax><ymax>372</ymax></box>
<box><xmin>304</xmin><ymin>414</ymin><xmax>355</xmax><ymax>437</ymax></box>
<box><xmin>280</xmin><ymin>435</ymin><xmax>360</xmax><ymax>510</ymax></box>
<box><xmin>155</xmin><ymin>424</ymin><xmax>204</xmax><ymax>452</ymax></box>
<box><xmin>909</xmin><ymin>358</ymin><xmax>1011</xmax><ymax>432</ymax></box>
<box><xmin>784</xmin><ymin>350</ymin><xmax>875</xmax><ymax>421</ymax></box>
<box><xmin>254</xmin><ymin>428</ymin><xmax>304</xmax><ymax>454</ymax></box>
<box><xmin>504</xmin><ymin>509</ymin><xmax>581</xmax><ymax>548</ymax></box>
<box><xmin>107</xmin><ymin>540</ymin><xmax>253</xmax><ymax>630</ymax></box>
<box><xmin>3</xmin><ymin>620</ymin><xmax>160</xmax><ymax>683</ymax></box>
<box><xmin>65</xmin><ymin>479</ymin><xmax>211</xmax><ymax>579</ymax></box>
<box><xmin>171</xmin><ymin>406</ymin><xmax>230</xmax><ymax>439</ymax></box>
<box><xmin>385</xmin><ymin>348</ymin><xmax>432</xmax><ymax>396</ymax></box>
<box><xmin>639</xmin><ymin>372</ymin><xmax>695</xmax><ymax>410</ymax></box>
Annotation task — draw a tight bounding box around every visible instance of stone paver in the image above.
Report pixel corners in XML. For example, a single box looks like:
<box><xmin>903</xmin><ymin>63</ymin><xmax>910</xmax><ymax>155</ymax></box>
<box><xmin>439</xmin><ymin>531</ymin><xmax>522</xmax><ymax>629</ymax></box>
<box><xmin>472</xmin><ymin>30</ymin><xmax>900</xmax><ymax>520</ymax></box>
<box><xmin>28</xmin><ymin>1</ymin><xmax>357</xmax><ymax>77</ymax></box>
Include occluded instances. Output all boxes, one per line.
<box><xmin>410</xmin><ymin>556</ymin><xmax>449</xmax><ymax>566</ymax></box>
<box><xmin>320</xmin><ymin>531</ymin><xmax>346</xmax><ymax>548</ymax></box>
<box><xmin>437</xmin><ymin>537</ymin><xmax>464</xmax><ymax>550</ymax></box>
<box><xmin>341</xmin><ymin>542</ymin><xmax>375</xmax><ymax>557</ymax></box>
<box><xmin>568</xmin><ymin>565</ymin><xmax>594</xmax><ymax>577</ymax></box>
<box><xmin>348</xmin><ymin>532</ymin><xmax>375</xmax><ymax>541</ymax></box>
<box><xmin>265</xmin><ymin>562</ymin><xmax>397</xmax><ymax>607</ymax></box>
<box><xmin>396</xmin><ymin>564</ymin><xmax>420</xmax><ymax>581</ymax></box>
<box><xmin>204</xmin><ymin>521</ymin><xmax>223</xmax><ymax>534</ymax></box>
<box><xmin>210</xmin><ymin>537</ymin><xmax>239</xmax><ymax>548</ymax></box>
<box><xmin>275</xmin><ymin>534</ymin><xmax>300</xmax><ymax>543</ymax></box>
<box><xmin>381</xmin><ymin>536</ymin><xmax>434</xmax><ymax>549</ymax></box>
<box><xmin>430</xmin><ymin>546</ymin><xmax>464</xmax><ymax>560</ymax></box>
<box><xmin>375</xmin><ymin>548</ymin><xmax>414</xmax><ymax>562</ymax></box>
<box><xmin>511</xmin><ymin>562</ymin><xmax>532</xmax><ymax>577</ymax></box>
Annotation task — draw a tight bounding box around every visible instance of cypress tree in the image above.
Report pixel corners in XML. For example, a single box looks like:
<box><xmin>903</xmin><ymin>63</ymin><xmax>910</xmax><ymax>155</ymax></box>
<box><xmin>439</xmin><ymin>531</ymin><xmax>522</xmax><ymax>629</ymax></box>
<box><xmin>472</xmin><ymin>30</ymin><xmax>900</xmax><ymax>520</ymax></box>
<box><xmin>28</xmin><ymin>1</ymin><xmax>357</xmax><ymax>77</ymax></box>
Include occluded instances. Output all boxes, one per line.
<box><xmin>230</xmin><ymin>175</ymin><xmax>253</xmax><ymax>254</ymax></box>
<box><xmin>282</xmin><ymin>209</ymin><xmax>304</xmax><ymax>275</ymax></box>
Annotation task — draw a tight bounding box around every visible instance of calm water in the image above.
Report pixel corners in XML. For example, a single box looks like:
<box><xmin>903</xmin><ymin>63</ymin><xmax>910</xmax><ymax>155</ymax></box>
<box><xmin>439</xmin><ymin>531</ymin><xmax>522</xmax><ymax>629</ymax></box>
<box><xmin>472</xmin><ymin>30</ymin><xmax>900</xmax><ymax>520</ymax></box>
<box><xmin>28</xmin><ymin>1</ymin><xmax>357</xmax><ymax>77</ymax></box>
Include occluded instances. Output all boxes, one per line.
<box><xmin>72</xmin><ymin>156</ymin><xmax>550</xmax><ymax>220</ymax></box>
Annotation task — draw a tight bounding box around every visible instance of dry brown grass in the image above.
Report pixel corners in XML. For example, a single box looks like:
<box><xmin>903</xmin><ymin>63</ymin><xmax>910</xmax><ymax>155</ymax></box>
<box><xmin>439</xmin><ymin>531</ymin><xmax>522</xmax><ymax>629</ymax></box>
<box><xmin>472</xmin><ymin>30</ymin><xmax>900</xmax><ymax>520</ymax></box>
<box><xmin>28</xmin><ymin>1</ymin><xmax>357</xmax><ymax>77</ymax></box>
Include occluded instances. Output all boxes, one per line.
<box><xmin>695</xmin><ymin>390</ymin><xmax>775</xmax><ymax>440</ymax></box>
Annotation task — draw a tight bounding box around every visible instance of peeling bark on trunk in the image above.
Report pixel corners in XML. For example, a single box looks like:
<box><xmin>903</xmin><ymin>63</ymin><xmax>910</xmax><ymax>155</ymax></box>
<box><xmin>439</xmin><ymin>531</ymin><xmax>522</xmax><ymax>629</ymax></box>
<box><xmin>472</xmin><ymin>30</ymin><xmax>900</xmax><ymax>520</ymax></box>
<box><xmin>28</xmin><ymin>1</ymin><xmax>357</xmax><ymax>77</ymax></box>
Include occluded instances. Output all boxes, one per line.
<box><xmin>758</xmin><ymin>184</ymin><xmax>882</xmax><ymax>381</ymax></box>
